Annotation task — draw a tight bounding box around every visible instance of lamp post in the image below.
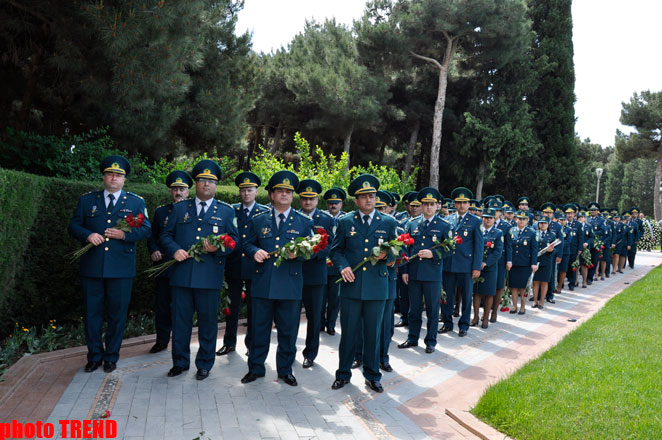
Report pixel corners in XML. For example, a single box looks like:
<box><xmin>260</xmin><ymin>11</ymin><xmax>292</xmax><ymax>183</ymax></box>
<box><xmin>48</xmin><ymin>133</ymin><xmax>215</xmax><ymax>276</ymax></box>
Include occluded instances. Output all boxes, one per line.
<box><xmin>595</xmin><ymin>168</ymin><xmax>603</xmax><ymax>203</ymax></box>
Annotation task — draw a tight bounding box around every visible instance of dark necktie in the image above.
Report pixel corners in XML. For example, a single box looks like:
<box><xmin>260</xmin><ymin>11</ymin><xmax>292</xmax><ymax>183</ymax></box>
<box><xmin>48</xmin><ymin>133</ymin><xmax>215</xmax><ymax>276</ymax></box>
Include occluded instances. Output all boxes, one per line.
<box><xmin>423</xmin><ymin>219</ymin><xmax>430</xmax><ymax>229</ymax></box>
<box><xmin>278</xmin><ymin>213</ymin><xmax>286</xmax><ymax>231</ymax></box>
<box><xmin>363</xmin><ymin>214</ymin><xmax>370</xmax><ymax>226</ymax></box>
<box><xmin>107</xmin><ymin>193</ymin><xmax>115</xmax><ymax>213</ymax></box>
<box><xmin>199</xmin><ymin>201</ymin><xmax>207</xmax><ymax>217</ymax></box>
<box><xmin>244</xmin><ymin>207</ymin><xmax>250</xmax><ymax>217</ymax></box>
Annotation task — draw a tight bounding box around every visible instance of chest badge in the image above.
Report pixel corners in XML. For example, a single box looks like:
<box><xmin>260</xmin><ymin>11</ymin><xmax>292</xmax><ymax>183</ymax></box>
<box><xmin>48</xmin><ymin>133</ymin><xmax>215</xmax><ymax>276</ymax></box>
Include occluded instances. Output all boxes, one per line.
<box><xmin>91</xmin><ymin>206</ymin><xmax>97</xmax><ymax>215</ymax></box>
<box><xmin>463</xmin><ymin>230</ymin><xmax>468</xmax><ymax>237</ymax></box>
<box><xmin>350</xmin><ymin>226</ymin><xmax>356</xmax><ymax>236</ymax></box>
<box><xmin>183</xmin><ymin>212</ymin><xmax>190</xmax><ymax>222</ymax></box>
<box><xmin>523</xmin><ymin>240</ymin><xmax>528</xmax><ymax>246</ymax></box>
<box><xmin>432</xmin><ymin>235</ymin><xmax>437</xmax><ymax>242</ymax></box>
<box><xmin>213</xmin><ymin>225</ymin><xmax>219</xmax><ymax>234</ymax></box>
<box><xmin>261</xmin><ymin>227</ymin><xmax>271</xmax><ymax>236</ymax></box>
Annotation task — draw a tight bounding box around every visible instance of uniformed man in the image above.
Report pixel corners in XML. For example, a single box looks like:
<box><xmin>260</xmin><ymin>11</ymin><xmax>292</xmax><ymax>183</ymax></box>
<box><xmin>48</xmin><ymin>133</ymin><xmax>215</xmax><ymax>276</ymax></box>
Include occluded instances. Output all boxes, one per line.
<box><xmin>241</xmin><ymin>171</ymin><xmax>314</xmax><ymax>386</ymax></box>
<box><xmin>586</xmin><ymin>202</ymin><xmax>606</xmax><ymax>284</ymax></box>
<box><xmin>321</xmin><ymin>187</ymin><xmax>346</xmax><ymax>335</ymax></box>
<box><xmin>398</xmin><ymin>188</ymin><xmax>451</xmax><ymax>352</ymax></box>
<box><xmin>503</xmin><ymin>201</ymin><xmax>516</xmax><ymax>225</ymax></box>
<box><xmin>556</xmin><ymin>212</ymin><xmax>572</xmax><ymax>292</ymax></box>
<box><xmin>439</xmin><ymin>187</ymin><xmax>483</xmax><ymax>337</ymax></box>
<box><xmin>147</xmin><ymin>170</ymin><xmax>192</xmax><ymax>354</ymax></box>
<box><xmin>69</xmin><ymin>155</ymin><xmax>152</xmax><ymax>373</ymax></box>
<box><xmin>564</xmin><ymin>204</ymin><xmax>580</xmax><ymax>290</ymax></box>
<box><xmin>395</xmin><ymin>191</ymin><xmax>420</xmax><ymax>328</ymax></box>
<box><xmin>354</xmin><ymin>190</ymin><xmax>400</xmax><ymax>372</ymax></box>
<box><xmin>160</xmin><ymin>160</ymin><xmax>238</xmax><ymax>380</ymax></box>
<box><xmin>216</xmin><ymin>172</ymin><xmax>268</xmax><ymax>357</ymax></box>
<box><xmin>330</xmin><ymin>174</ymin><xmax>398</xmax><ymax>393</ymax></box>
<box><xmin>297</xmin><ymin>179</ymin><xmax>334</xmax><ymax>368</ymax></box>
<box><xmin>622</xmin><ymin>211</ymin><xmax>636</xmax><ymax>271</ymax></box>
<box><xmin>517</xmin><ymin>196</ymin><xmax>535</xmax><ymax>222</ymax></box>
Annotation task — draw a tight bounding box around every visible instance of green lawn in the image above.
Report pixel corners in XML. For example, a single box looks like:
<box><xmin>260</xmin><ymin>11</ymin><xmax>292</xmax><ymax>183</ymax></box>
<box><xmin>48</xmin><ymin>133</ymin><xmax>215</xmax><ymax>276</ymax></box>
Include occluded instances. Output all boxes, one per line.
<box><xmin>472</xmin><ymin>265</ymin><xmax>662</xmax><ymax>440</ymax></box>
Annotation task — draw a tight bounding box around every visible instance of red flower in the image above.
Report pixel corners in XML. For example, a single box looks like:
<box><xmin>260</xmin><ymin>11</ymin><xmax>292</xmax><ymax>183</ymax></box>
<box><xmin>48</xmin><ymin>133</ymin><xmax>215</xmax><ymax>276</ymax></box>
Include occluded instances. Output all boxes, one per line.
<box><xmin>504</xmin><ymin>307</ymin><xmax>510</xmax><ymax>312</ymax></box>
<box><xmin>403</xmin><ymin>255</ymin><xmax>409</xmax><ymax>262</ymax></box>
<box><xmin>524</xmin><ymin>293</ymin><xmax>528</xmax><ymax>297</ymax></box>
<box><xmin>316</xmin><ymin>227</ymin><xmax>327</xmax><ymax>236</ymax></box>
<box><xmin>601</xmin><ymin>245</ymin><xmax>605</xmax><ymax>250</ymax></box>
<box><xmin>326</xmin><ymin>259</ymin><xmax>334</xmax><ymax>267</ymax></box>
<box><xmin>313</xmin><ymin>245</ymin><xmax>320</xmax><ymax>253</ymax></box>
<box><xmin>406</xmin><ymin>238</ymin><xmax>415</xmax><ymax>246</ymax></box>
<box><xmin>223</xmin><ymin>235</ymin><xmax>236</xmax><ymax>249</ymax></box>
<box><xmin>486</xmin><ymin>241</ymin><xmax>493</xmax><ymax>248</ymax></box>
<box><xmin>455</xmin><ymin>236</ymin><xmax>463</xmax><ymax>244</ymax></box>
<box><xmin>241</xmin><ymin>292</ymin><xmax>246</xmax><ymax>300</ymax></box>
<box><xmin>222</xmin><ymin>307</ymin><xmax>231</xmax><ymax>316</ymax></box>
<box><xmin>572</xmin><ymin>268</ymin><xmax>577</xmax><ymax>272</ymax></box>
<box><xmin>126</xmin><ymin>214</ymin><xmax>135</xmax><ymax>225</ymax></box>
<box><xmin>100</xmin><ymin>410</ymin><xmax>111</xmax><ymax>418</ymax></box>
<box><xmin>500</xmin><ymin>307</ymin><xmax>505</xmax><ymax>312</ymax></box>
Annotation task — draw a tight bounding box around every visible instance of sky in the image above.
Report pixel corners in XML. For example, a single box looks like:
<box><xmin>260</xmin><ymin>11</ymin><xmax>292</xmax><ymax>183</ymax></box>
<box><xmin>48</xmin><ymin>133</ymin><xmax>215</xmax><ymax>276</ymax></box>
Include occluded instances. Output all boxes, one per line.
<box><xmin>236</xmin><ymin>0</ymin><xmax>662</xmax><ymax>148</ymax></box>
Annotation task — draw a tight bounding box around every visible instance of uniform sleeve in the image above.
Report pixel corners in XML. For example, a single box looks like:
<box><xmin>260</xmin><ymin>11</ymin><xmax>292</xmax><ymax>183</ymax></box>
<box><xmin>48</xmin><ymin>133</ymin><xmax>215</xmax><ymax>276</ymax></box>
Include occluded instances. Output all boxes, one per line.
<box><xmin>217</xmin><ymin>207</ymin><xmax>238</xmax><ymax>256</ymax></box>
<box><xmin>553</xmin><ymin>224</ymin><xmax>564</xmax><ymax>258</ymax></box>
<box><xmin>147</xmin><ymin>208</ymin><xmax>161</xmax><ymax>254</ymax></box>
<box><xmin>385</xmin><ymin>219</ymin><xmax>398</xmax><ymax>264</ymax></box>
<box><xmin>529</xmin><ymin>230</ymin><xmax>539</xmax><ymax>266</ymax></box>
<box><xmin>68</xmin><ymin>197</ymin><xmax>93</xmax><ymax>244</ymax></box>
<box><xmin>485</xmin><ymin>231</ymin><xmax>503</xmax><ymax>267</ymax></box>
<box><xmin>330</xmin><ymin>220</ymin><xmax>350</xmax><ymax>271</ymax></box>
<box><xmin>243</xmin><ymin>217</ymin><xmax>260</xmax><ymax>258</ymax></box>
<box><xmin>160</xmin><ymin>207</ymin><xmax>182</xmax><ymax>256</ymax></box>
<box><xmin>123</xmin><ymin>199</ymin><xmax>152</xmax><ymax>243</ymax></box>
<box><xmin>471</xmin><ymin>219</ymin><xmax>484</xmax><ymax>271</ymax></box>
<box><xmin>504</xmin><ymin>227</ymin><xmax>513</xmax><ymax>263</ymax></box>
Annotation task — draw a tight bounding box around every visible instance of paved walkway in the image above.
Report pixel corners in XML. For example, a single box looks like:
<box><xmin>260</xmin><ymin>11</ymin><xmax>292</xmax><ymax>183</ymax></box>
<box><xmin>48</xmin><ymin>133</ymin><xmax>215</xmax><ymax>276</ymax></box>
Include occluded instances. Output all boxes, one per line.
<box><xmin>1</xmin><ymin>252</ymin><xmax>660</xmax><ymax>440</ymax></box>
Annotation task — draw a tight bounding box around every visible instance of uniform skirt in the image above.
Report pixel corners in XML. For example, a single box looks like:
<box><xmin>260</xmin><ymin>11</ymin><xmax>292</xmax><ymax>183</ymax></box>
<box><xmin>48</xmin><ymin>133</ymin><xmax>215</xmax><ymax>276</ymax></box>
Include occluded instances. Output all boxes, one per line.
<box><xmin>509</xmin><ymin>266</ymin><xmax>532</xmax><ymax>289</ymax></box>
<box><xmin>475</xmin><ymin>267</ymin><xmax>497</xmax><ymax>296</ymax></box>
<box><xmin>533</xmin><ymin>263</ymin><xmax>552</xmax><ymax>282</ymax></box>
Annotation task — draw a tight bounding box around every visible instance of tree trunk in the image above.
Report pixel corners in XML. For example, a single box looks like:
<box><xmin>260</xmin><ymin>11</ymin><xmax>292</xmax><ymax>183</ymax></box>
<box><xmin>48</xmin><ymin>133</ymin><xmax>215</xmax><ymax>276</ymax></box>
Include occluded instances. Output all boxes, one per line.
<box><xmin>343</xmin><ymin>125</ymin><xmax>353</xmax><ymax>170</ymax></box>
<box><xmin>269</xmin><ymin>121</ymin><xmax>282</xmax><ymax>153</ymax></box>
<box><xmin>475</xmin><ymin>159</ymin><xmax>486</xmax><ymax>200</ymax></box>
<box><xmin>411</xmin><ymin>36</ymin><xmax>457</xmax><ymax>188</ymax></box>
<box><xmin>404</xmin><ymin>120</ymin><xmax>420</xmax><ymax>177</ymax></box>
<box><xmin>655</xmin><ymin>149</ymin><xmax>662</xmax><ymax>221</ymax></box>
<box><xmin>244</xmin><ymin>124</ymin><xmax>261</xmax><ymax>166</ymax></box>
<box><xmin>17</xmin><ymin>45</ymin><xmax>43</xmax><ymax>131</ymax></box>
<box><xmin>377</xmin><ymin>142</ymin><xmax>386</xmax><ymax>165</ymax></box>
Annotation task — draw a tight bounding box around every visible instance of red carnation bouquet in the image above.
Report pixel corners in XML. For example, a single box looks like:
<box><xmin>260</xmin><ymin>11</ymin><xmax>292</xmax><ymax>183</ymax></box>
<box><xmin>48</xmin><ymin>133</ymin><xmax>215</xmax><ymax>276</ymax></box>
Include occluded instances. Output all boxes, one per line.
<box><xmin>336</xmin><ymin>233</ymin><xmax>410</xmax><ymax>283</ymax></box>
<box><xmin>408</xmin><ymin>233</ymin><xmax>461</xmax><ymax>262</ymax></box>
<box><xmin>145</xmin><ymin>233</ymin><xmax>236</xmax><ymax>277</ymax></box>
<box><xmin>69</xmin><ymin>213</ymin><xmax>146</xmax><ymax>262</ymax></box>
<box><xmin>269</xmin><ymin>227</ymin><xmax>329</xmax><ymax>267</ymax></box>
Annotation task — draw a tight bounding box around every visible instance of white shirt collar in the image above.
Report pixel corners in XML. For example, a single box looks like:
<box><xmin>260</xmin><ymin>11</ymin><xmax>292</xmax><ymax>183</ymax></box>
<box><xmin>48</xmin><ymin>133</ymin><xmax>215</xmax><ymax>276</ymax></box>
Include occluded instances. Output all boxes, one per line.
<box><xmin>359</xmin><ymin>209</ymin><xmax>376</xmax><ymax>222</ymax></box>
<box><xmin>103</xmin><ymin>189</ymin><xmax>122</xmax><ymax>207</ymax></box>
<box><xmin>274</xmin><ymin>206</ymin><xmax>291</xmax><ymax>219</ymax></box>
<box><xmin>242</xmin><ymin>202</ymin><xmax>255</xmax><ymax>212</ymax></box>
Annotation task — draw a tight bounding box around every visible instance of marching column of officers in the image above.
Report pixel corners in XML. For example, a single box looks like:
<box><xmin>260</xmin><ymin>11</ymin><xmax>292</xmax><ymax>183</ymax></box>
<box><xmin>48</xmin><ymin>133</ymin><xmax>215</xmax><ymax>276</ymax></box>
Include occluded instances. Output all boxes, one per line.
<box><xmin>69</xmin><ymin>155</ymin><xmax>646</xmax><ymax>391</ymax></box>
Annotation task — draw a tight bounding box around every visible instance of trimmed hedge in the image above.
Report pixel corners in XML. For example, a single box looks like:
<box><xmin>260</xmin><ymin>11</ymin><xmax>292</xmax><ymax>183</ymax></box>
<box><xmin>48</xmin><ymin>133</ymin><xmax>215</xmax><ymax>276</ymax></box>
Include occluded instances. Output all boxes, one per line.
<box><xmin>0</xmin><ymin>168</ymin><xmax>368</xmax><ymax>338</ymax></box>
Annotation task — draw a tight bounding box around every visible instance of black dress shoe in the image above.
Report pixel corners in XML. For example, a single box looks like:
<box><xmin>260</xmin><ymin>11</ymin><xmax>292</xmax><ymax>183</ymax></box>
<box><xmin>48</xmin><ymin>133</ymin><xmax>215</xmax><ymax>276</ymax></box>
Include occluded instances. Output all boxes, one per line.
<box><xmin>397</xmin><ymin>340</ymin><xmax>417</xmax><ymax>349</ymax></box>
<box><xmin>568</xmin><ymin>285</ymin><xmax>575</xmax><ymax>291</ymax></box>
<box><xmin>278</xmin><ymin>374</ymin><xmax>298</xmax><ymax>386</ymax></box>
<box><xmin>425</xmin><ymin>346</ymin><xmax>435</xmax><ymax>353</ymax></box>
<box><xmin>546</xmin><ymin>298</ymin><xmax>556</xmax><ymax>304</ymax></box>
<box><xmin>351</xmin><ymin>360</ymin><xmax>363</xmax><ymax>369</ymax></box>
<box><xmin>84</xmin><ymin>361</ymin><xmax>102</xmax><ymax>372</ymax></box>
<box><xmin>481</xmin><ymin>323</ymin><xmax>489</xmax><ymax>329</ymax></box>
<box><xmin>167</xmin><ymin>366</ymin><xmax>189</xmax><ymax>377</ymax></box>
<box><xmin>394</xmin><ymin>320</ymin><xmax>408</xmax><ymax>328</ymax></box>
<box><xmin>453</xmin><ymin>310</ymin><xmax>460</xmax><ymax>317</ymax></box>
<box><xmin>458</xmin><ymin>330</ymin><xmax>467</xmax><ymax>337</ymax></box>
<box><xmin>149</xmin><ymin>342</ymin><xmax>168</xmax><ymax>354</ymax></box>
<box><xmin>587</xmin><ymin>280</ymin><xmax>593</xmax><ymax>285</ymax></box>
<box><xmin>438</xmin><ymin>326</ymin><xmax>452</xmax><ymax>334</ymax></box>
<box><xmin>470</xmin><ymin>320</ymin><xmax>478</xmax><ymax>327</ymax></box>
<box><xmin>365</xmin><ymin>379</ymin><xmax>384</xmax><ymax>393</ymax></box>
<box><xmin>103</xmin><ymin>361</ymin><xmax>116</xmax><ymax>373</ymax></box>
<box><xmin>216</xmin><ymin>345</ymin><xmax>235</xmax><ymax>356</ymax></box>
<box><xmin>326</xmin><ymin>327</ymin><xmax>336</xmax><ymax>336</ymax></box>
<box><xmin>380</xmin><ymin>362</ymin><xmax>393</xmax><ymax>372</ymax></box>
<box><xmin>302</xmin><ymin>358</ymin><xmax>314</xmax><ymax>368</ymax></box>
<box><xmin>196</xmin><ymin>369</ymin><xmax>210</xmax><ymax>380</ymax></box>
<box><xmin>332</xmin><ymin>379</ymin><xmax>349</xmax><ymax>390</ymax></box>
<box><xmin>240</xmin><ymin>371</ymin><xmax>264</xmax><ymax>384</ymax></box>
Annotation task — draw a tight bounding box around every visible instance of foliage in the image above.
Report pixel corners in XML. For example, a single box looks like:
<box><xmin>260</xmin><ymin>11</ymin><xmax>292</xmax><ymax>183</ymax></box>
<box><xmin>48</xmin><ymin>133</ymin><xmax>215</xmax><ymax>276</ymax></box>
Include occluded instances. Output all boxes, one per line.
<box><xmin>0</xmin><ymin>168</ymin><xmax>265</xmax><ymax>340</ymax></box>
<box><xmin>473</xmin><ymin>266</ymin><xmax>662</xmax><ymax>439</ymax></box>
<box><xmin>248</xmin><ymin>132</ymin><xmax>417</xmax><ymax>194</ymax></box>
<box><xmin>1</xmin><ymin>0</ymin><xmax>256</xmax><ymax>158</ymax></box>
<box><xmin>637</xmin><ymin>218</ymin><xmax>660</xmax><ymax>251</ymax></box>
